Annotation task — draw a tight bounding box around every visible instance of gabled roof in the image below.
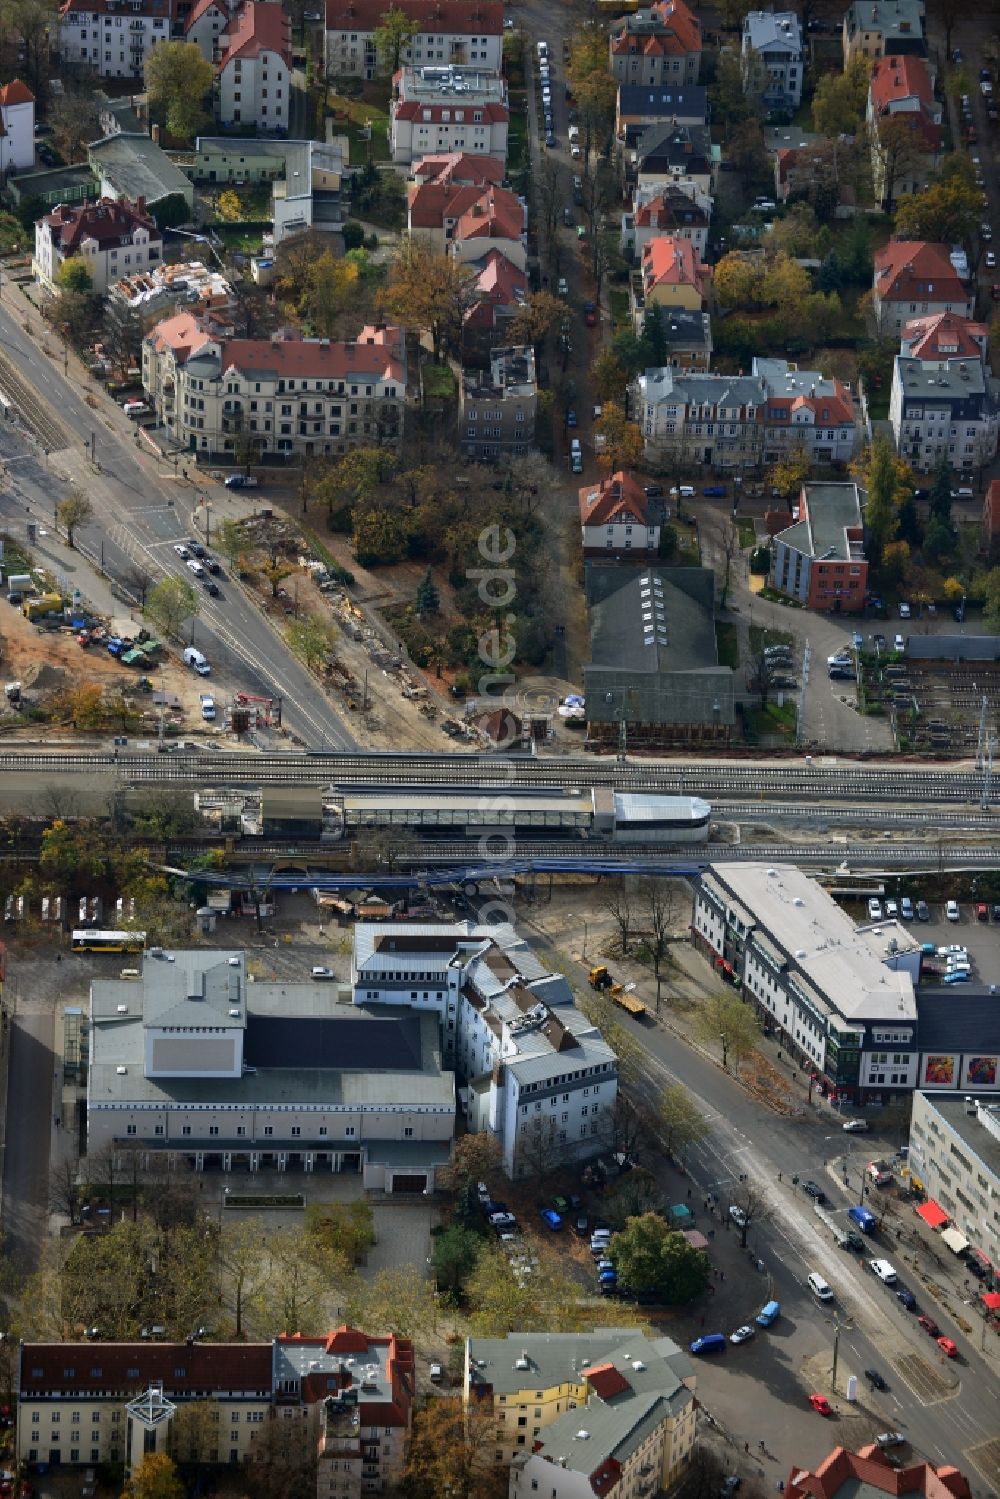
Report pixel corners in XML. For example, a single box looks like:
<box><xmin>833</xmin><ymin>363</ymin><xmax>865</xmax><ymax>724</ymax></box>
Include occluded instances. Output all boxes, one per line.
<box><xmin>41</xmin><ymin>196</ymin><xmax>160</xmax><ymax>253</ymax></box>
<box><xmin>454</xmin><ymin>187</ymin><xmax>524</xmax><ymax>242</ymax></box>
<box><xmin>642</xmin><ymin>235</ymin><xmax>708</xmax><ymax>295</ymax></box>
<box><xmin>147</xmin><ymin>309</ymin><xmax>217</xmax><ymax>362</ymax></box>
<box><xmin>0</xmin><ymin>79</ymin><xmax>35</xmax><ymax>107</ymax></box>
<box><xmin>395</xmin><ymin>98</ymin><xmax>508</xmax><ymax>123</ymax></box>
<box><xmin>610</xmin><ymin>0</ymin><xmax>701</xmax><ymax>58</ymax></box>
<box><xmin>218</xmin><ymin>0</ymin><xmax>291</xmax><ymax>68</ymax></box>
<box><xmin>60</xmin><ymin>0</ymin><xmax>173</xmax><ymax>16</ymax></box>
<box><xmin>874</xmin><ymin>241</ymin><xmax>968</xmax><ymax>301</ymax></box>
<box><xmin>185</xmin><ymin>0</ymin><xmax>230</xmax><ymax>30</ymax></box>
<box><xmin>787</xmin><ymin>1445</ymin><xmax>971</xmax><ymax>1499</ymax></box>
<box><xmin>19</xmin><ymin>1341</ymin><xmax>273</xmax><ymax>1397</ymax></box>
<box><xmin>579</xmin><ymin>471</ymin><xmax>650</xmax><ymax>529</ymax></box>
<box><xmin>410</xmin><ymin>150</ymin><xmax>505</xmax><ymax>186</ymax></box>
<box><xmin>900</xmin><ymin>311</ymin><xmax>989</xmax><ymax>361</ymax></box>
<box><xmin>870</xmin><ymin>53</ymin><xmax>933</xmax><ymax>110</ymax></box>
<box><xmin>633</xmin><ymin>186</ymin><xmax>710</xmax><ymax>228</ymax></box>
<box><xmin>325</xmin><ymin>0</ymin><xmax>502</xmax><ymax>36</ymax></box>
<box><xmin>219</xmin><ymin>325</ymin><xmax>405</xmax><ymax>384</ymax></box>
<box><xmin>408</xmin><ymin>180</ymin><xmax>521</xmax><ymax>237</ymax></box>
<box><xmin>464</xmin><ymin>249</ymin><xmax>526</xmax><ymax>326</ymax></box>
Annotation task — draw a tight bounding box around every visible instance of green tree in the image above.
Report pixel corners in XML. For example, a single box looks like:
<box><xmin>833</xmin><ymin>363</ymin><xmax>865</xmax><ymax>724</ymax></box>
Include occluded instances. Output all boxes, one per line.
<box><xmin>609</xmin><ymin>1213</ymin><xmax>711</xmax><ymax>1304</ymax></box>
<box><xmin>145</xmin><ymin>575</ymin><xmax>199</xmax><ymax>640</ymax></box>
<box><xmin>404</xmin><ymin>1398</ymin><xmax>507</xmax><ymax>1499</ymax></box>
<box><xmin>304</xmin><ymin>1201</ymin><xmax>376</xmax><ymax>1267</ymax></box>
<box><xmin>144</xmin><ymin>40</ymin><xmax>214</xmax><ymax>141</ymax></box>
<box><xmin>928</xmin><ymin>454</ymin><xmax>953</xmax><ymax>527</ymax></box>
<box><xmin>55</xmin><ymin>256</ymin><xmax>92</xmax><ymax>294</ymax></box>
<box><xmin>893</xmin><ymin>174</ymin><xmax>982</xmax><ymax>243</ymax></box>
<box><xmin>302</xmin><ymin>250</ymin><xmax>360</xmax><ymax>338</ymax></box>
<box><xmin>286</xmin><ymin>613</ymin><xmax>338</xmax><ymax>673</ymax></box>
<box><xmin>818</xmin><ymin>250</ymin><xmax>843</xmax><ymax>292</ymax></box>
<box><xmin>710</xmin><ymin>48</ymin><xmax>757</xmax><ymax>133</ymax></box>
<box><xmin>694</xmin><ymin>990</ymin><xmax>762</xmax><ymax>1074</ymax></box>
<box><xmin>56</xmin><ymin>490</ymin><xmax>93</xmax><ymax>548</ymax></box>
<box><xmin>430</xmin><ymin>1223</ymin><xmax>483</xmax><ymax>1293</ymax></box>
<box><xmin>656</xmin><ymin>1084</ymin><xmax>709</xmax><ymax>1161</ymax></box>
<box><xmin>922</xmin><ymin>521</ymin><xmax>952</xmax><ymax>563</ymax></box>
<box><xmin>372</xmin><ymin>5</ymin><xmax>420</xmax><ymax>73</ymax></box>
<box><xmin>812</xmin><ymin>56</ymin><xmax>870</xmax><ymax>135</ymax></box>
<box><xmin>415</xmin><ymin>566</ymin><xmax>440</xmax><ymax>615</ymax></box>
<box><xmin>352</xmin><ymin>506</ymin><xmax>408</xmax><ymax>565</ymax></box>
<box><xmin>856</xmin><ymin>433</ymin><xmax>903</xmax><ymax>569</ymax></box>
<box><xmin>125</xmin><ymin>1452</ymin><xmax>186</xmax><ymax>1499</ymax></box>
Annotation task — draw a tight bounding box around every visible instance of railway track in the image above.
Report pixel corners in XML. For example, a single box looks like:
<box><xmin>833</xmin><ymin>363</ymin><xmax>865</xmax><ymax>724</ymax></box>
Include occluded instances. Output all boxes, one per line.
<box><xmin>0</xmin><ymin>345</ymin><xmax>71</xmax><ymax>453</ymax></box>
<box><xmin>0</xmin><ymin>749</ymin><xmax>991</xmax><ymax>805</ymax></box>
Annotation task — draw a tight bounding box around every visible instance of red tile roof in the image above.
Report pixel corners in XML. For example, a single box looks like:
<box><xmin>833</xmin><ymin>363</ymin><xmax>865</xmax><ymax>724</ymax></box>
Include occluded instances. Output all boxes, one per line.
<box><xmin>761</xmin><ymin>382</ymin><xmax>854</xmax><ymax>427</ymax></box>
<box><xmin>611</xmin><ymin>0</ymin><xmax>701</xmax><ymax>58</ymax></box>
<box><xmin>473</xmin><ymin>706</ymin><xmax>522</xmax><ymax>744</ymax></box>
<box><xmin>870</xmin><ymin>53</ymin><xmax>933</xmax><ymax>110</ymax></box>
<box><xmin>787</xmin><ymin>1447</ymin><xmax>972</xmax><ymax>1499</ymax></box>
<box><xmin>874</xmin><ymin>241</ymin><xmax>968</xmax><ymax>302</ymax></box>
<box><xmin>579</xmin><ymin>471</ymin><xmax>650</xmax><ymax>528</ymax></box>
<box><xmin>219</xmin><ymin>0</ymin><xmax>291</xmax><ymax>68</ymax></box>
<box><xmin>642</xmin><ymin>235</ymin><xmax>708</xmax><ymax>296</ymax></box>
<box><xmin>408</xmin><ymin>179</ymin><xmax>515</xmax><ymax>230</ymax></box>
<box><xmin>901</xmin><ymin>310</ymin><xmax>988</xmax><ymax>360</ymax></box>
<box><xmin>0</xmin><ymin>79</ymin><xmax>35</xmax><ymax>106</ymax></box>
<box><xmin>19</xmin><ymin>1342</ymin><xmax>273</xmax><ymax>1398</ymax></box>
<box><xmin>394</xmin><ymin>98</ymin><xmax>508</xmax><ymax>123</ymax></box>
<box><xmin>454</xmin><ymin>187</ymin><xmax>524</xmax><ymax>243</ymax></box>
<box><xmin>411</xmin><ymin>151</ymin><xmax>505</xmax><ymax>186</ymax></box>
<box><xmin>184</xmin><ymin>0</ymin><xmax>230</xmax><ymax>31</ymax></box>
<box><xmin>326</xmin><ymin>0</ymin><xmax>502</xmax><ymax>36</ymax></box>
<box><xmin>42</xmin><ymin>197</ymin><xmax>160</xmax><ymax>253</ymax></box>
<box><xmin>222</xmin><ymin>324</ymin><xmax>404</xmax><ymax>383</ymax></box>
<box><xmin>582</xmin><ymin>1360</ymin><xmax>633</xmax><ymax>1400</ymax></box>
<box><xmin>464</xmin><ymin>249</ymin><xmax>526</xmax><ymax>327</ymax></box>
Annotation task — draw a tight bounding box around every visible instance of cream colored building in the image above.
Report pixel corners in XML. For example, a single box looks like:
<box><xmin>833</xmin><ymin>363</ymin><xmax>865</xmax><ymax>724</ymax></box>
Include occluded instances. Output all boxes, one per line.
<box><xmin>464</xmin><ymin>1330</ymin><xmax>696</xmax><ymax>1485</ymax></box>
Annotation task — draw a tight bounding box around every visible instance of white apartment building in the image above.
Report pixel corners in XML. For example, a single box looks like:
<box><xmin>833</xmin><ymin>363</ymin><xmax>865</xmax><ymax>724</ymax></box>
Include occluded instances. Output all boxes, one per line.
<box><xmin>753</xmin><ymin>356</ymin><xmax>860</xmax><ymax>464</ymax></box>
<box><xmin>34</xmin><ymin>196</ymin><xmax>162</xmax><ymax>296</ymax></box>
<box><xmin>692</xmin><ymin>864</ymin><xmax>918</xmax><ymax>1106</ymax></box>
<box><xmin>889</xmin><ymin>356</ymin><xmax>1000</xmax><ymax>473</ymax></box>
<box><xmin>352</xmin><ymin>923</ymin><xmax>619</xmax><ymax>1178</ymax></box>
<box><xmin>185</xmin><ymin>0</ymin><xmax>232</xmax><ymax>61</ymax></box>
<box><xmin>325</xmin><ymin>0</ymin><xmax>503</xmax><ymax>80</ymax></box>
<box><xmin>86</xmin><ymin>948</ymin><xmax>454</xmax><ymax>1192</ymax></box>
<box><xmin>216</xmin><ymin>1</ymin><xmax>291</xmax><ymax>133</ymax></box>
<box><xmin>633</xmin><ymin>367</ymin><xmax>766</xmax><ymax>469</ymax></box>
<box><xmin>58</xmin><ymin>0</ymin><xmax>175</xmax><ymax>80</ymax></box>
<box><xmin>0</xmin><ymin>80</ymin><xmax>35</xmax><ymax>174</ymax></box>
<box><xmin>742</xmin><ymin>10</ymin><xmax>804</xmax><ymax>111</ymax></box>
<box><xmin>390</xmin><ymin>66</ymin><xmax>508</xmax><ymax>165</ymax></box>
<box><xmin>142</xmin><ymin>315</ymin><xmax>407</xmax><ymax>460</ymax></box>
<box><xmin>908</xmin><ymin>1095</ymin><xmax>1000</xmax><ymax>1275</ymax></box>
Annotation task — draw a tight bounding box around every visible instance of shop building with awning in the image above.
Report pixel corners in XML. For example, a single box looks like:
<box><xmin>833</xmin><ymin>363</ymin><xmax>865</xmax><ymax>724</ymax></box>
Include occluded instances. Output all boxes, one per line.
<box><xmin>908</xmin><ymin>1091</ymin><xmax>1000</xmax><ymax>1283</ymax></box>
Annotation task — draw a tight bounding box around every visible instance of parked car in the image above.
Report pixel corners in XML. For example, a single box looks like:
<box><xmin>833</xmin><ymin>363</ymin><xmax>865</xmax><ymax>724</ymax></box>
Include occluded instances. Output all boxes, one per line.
<box><xmin>809</xmin><ymin>1394</ymin><xmax>832</xmax><ymax>1415</ymax></box>
<box><xmin>539</xmin><ymin>1208</ymin><xmax>563</xmax><ymax>1230</ymax></box>
<box><xmin>583</xmin><ymin>300</ymin><xmax>597</xmax><ymax>326</ymax></box>
<box><xmin>643</xmin><ymin>484</ymin><xmax>664</xmax><ymax>498</ymax></box>
<box><xmin>875</xmin><ymin>1432</ymin><xmax>905</xmax><ymax>1448</ymax></box>
<box><xmin>898</xmin><ymin>601</ymin><xmax>911</xmax><ymax>618</ymax></box>
<box><xmin>730</xmin><ymin>1325</ymin><xmax>755</xmax><ymax>1344</ymax></box>
<box><xmin>946</xmin><ymin>900</ymin><xmax>960</xmax><ymax>922</ymax></box>
<box><xmin>565</xmin><ymin>409</ymin><xmax>578</xmax><ymax>428</ymax></box>
<box><xmin>867</xmin><ymin>897</ymin><xmax>883</xmax><ymax>921</ymax></box>
<box><xmin>916</xmin><ymin>900</ymin><xmax>930</xmax><ymax>921</ymax></box>
<box><xmin>900</xmin><ymin>897</ymin><xmax>914</xmax><ymax>920</ymax></box>
<box><xmin>704</xmin><ymin>484</ymin><xmax>727</xmax><ymax>496</ymax></box>
<box><xmin>557</xmin><ymin>277</ymin><xmax>569</xmax><ymax>297</ymax></box>
<box><xmin>885</xmin><ymin>898</ymin><xmax>898</xmax><ymax>918</ymax></box>
<box><xmin>843</xmin><ymin>1119</ymin><xmax>869</xmax><ymax>1132</ymax></box>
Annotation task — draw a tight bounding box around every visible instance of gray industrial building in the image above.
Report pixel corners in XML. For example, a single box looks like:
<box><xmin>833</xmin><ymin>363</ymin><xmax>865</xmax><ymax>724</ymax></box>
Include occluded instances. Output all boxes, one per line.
<box><xmin>583</xmin><ymin>565</ymin><xmax>734</xmax><ymax>749</ymax></box>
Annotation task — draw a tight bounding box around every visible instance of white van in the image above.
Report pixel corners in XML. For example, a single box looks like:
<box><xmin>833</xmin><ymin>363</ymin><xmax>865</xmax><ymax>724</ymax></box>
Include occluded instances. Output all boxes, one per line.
<box><xmin>869</xmin><ymin>1258</ymin><xmax>898</xmax><ymax>1284</ymax></box>
<box><xmin>186</xmin><ymin>558</ymin><xmax>205</xmax><ymax>578</ymax></box>
<box><xmin>807</xmin><ymin>1272</ymin><xmax>833</xmax><ymax>1302</ymax></box>
<box><xmin>182</xmin><ymin>646</ymin><xmax>211</xmax><ymax>676</ymax></box>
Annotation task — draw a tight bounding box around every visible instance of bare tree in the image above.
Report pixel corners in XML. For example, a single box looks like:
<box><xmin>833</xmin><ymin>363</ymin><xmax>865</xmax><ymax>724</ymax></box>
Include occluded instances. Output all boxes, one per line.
<box><xmin>727</xmin><ymin>1178</ymin><xmax>772</xmax><ymax>1249</ymax></box>
<box><xmin>515</xmin><ymin>1115</ymin><xmax>559</xmax><ymax>1184</ymax></box>
<box><xmin>719</xmin><ymin>519</ymin><xmax>742</xmax><ymax>609</ymax></box>
<box><xmin>48</xmin><ymin>1155</ymin><xmax>81</xmax><ymax>1223</ymax></box>
<box><xmin>745</xmin><ymin>648</ymin><xmax>775</xmax><ymax>711</ymax></box>
<box><xmin>121</xmin><ymin>565</ymin><xmax>153</xmax><ymax>608</ymax></box>
<box><xmin>602</xmin><ymin>878</ymin><xmax>636</xmax><ymax>955</ymax></box>
<box><xmin>606</xmin><ymin>1166</ymin><xmax>663</xmax><ymax>1225</ymax></box>
<box><xmin>640</xmin><ymin>877</ymin><xmax>678</xmax><ymax>977</ymax></box>
<box><xmin>600</xmin><ymin>1094</ymin><xmax>650</xmax><ymax>1163</ymax></box>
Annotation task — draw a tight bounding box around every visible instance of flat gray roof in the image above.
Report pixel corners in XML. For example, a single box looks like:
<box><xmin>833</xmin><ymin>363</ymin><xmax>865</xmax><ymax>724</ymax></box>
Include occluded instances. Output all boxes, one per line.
<box><xmin>88</xmin><ymin>133</ymin><xmax>193</xmax><ymax>203</ymax></box>
<box><xmin>775</xmin><ymin>482</ymin><xmax>865</xmax><ymax>563</ymax></box>
<box><xmin>916</xmin><ymin>1095</ymin><xmax>1000</xmax><ymax>1182</ymax></box>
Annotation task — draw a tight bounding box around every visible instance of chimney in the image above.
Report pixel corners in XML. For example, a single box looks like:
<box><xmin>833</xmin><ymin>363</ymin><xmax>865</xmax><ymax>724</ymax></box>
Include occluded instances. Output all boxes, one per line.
<box><xmin>136</xmin><ymin>194</ymin><xmax>146</xmax><ymax>213</ymax></box>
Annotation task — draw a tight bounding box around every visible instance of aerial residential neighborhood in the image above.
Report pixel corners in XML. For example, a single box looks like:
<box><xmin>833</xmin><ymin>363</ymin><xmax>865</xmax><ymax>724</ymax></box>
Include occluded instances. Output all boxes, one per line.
<box><xmin>0</xmin><ymin>2</ymin><xmax>998</xmax><ymax>1499</ymax></box>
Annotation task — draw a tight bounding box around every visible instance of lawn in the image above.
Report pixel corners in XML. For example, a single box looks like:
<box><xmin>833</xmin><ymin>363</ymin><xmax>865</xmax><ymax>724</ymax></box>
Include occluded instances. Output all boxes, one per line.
<box><xmin>737</xmin><ymin>519</ymin><xmax>756</xmax><ymax>549</ymax></box>
<box><xmin>328</xmin><ymin>86</ymin><xmax>391</xmax><ymax>164</ymax></box>
<box><xmin>508</xmin><ymin>87</ymin><xmax>528</xmax><ymax>170</ymax></box>
<box><xmin>422</xmin><ymin>363</ymin><xmax>456</xmax><ymax>400</ymax></box>
<box><xmin>609</xmin><ymin>288</ymin><xmax>631</xmax><ymax>330</ymax></box>
<box><xmin>746</xmin><ymin>699</ymin><xmax>798</xmax><ymax>740</ymax></box>
<box><xmin>212</xmin><ymin>224</ymin><xmax>267</xmax><ymax>254</ymax></box>
<box><xmin>715</xmin><ymin>620</ymin><xmax>739</xmax><ymax>669</ymax></box>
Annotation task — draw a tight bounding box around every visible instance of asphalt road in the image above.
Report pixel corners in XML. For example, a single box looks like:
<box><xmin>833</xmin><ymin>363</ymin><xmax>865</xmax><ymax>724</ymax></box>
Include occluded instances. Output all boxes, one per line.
<box><xmin>0</xmin><ymin>288</ymin><xmax>356</xmax><ymax>750</ymax></box>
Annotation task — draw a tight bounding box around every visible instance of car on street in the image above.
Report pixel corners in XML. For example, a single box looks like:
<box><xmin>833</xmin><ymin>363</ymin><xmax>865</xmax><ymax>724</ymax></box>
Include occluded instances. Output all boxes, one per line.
<box><xmin>704</xmin><ymin>484</ymin><xmax>727</xmax><ymax>496</ymax></box>
<box><xmin>843</xmin><ymin>1119</ymin><xmax>869</xmax><ymax>1132</ymax></box>
<box><xmin>876</xmin><ymin>1432</ymin><xmax>905</xmax><ymax>1448</ymax></box>
<box><xmin>809</xmin><ymin>1394</ymin><xmax>832</xmax><ymax>1415</ymax></box>
<box><xmin>844</xmin><ymin>1231</ymin><xmax>865</xmax><ymax>1252</ymax></box>
<box><xmin>539</xmin><ymin>1208</ymin><xmax>563</xmax><ymax>1230</ymax></box>
<box><xmin>989</xmin><ymin>251</ymin><xmax>998</xmax><ymax>270</ymax></box>
<box><xmin>867</xmin><ymin>897</ymin><xmax>883</xmax><ymax>920</ymax></box>
<box><xmin>173</xmin><ymin>543</ymin><xmax>191</xmax><ymax>559</ymax></box>
<box><xmin>545</xmin><ymin>131</ymin><xmax>556</xmax><ymax>147</ymax></box>
<box><xmin>186</xmin><ymin>558</ymin><xmax>205</xmax><ymax>577</ymax></box>
<box><xmin>557</xmin><ymin>277</ymin><xmax>569</xmax><ymax>296</ymax></box>
<box><xmin>729</xmin><ymin>1205</ymin><xmax>748</xmax><ymax>1228</ymax></box>
<box><xmin>916</xmin><ymin>899</ymin><xmax>930</xmax><ymax>920</ymax></box>
<box><xmin>583</xmin><ymin>300</ymin><xmax>597</xmax><ymax>326</ymax></box>
<box><xmin>203</xmin><ymin>580</ymin><xmax>221</xmax><ymax>597</ymax></box>
<box><xmin>730</xmin><ymin>1325</ymin><xmax>755</xmax><ymax>1344</ymax></box>
<box><xmin>896</xmin><ymin>1287</ymin><xmax>917</xmax><ymax>1310</ymax></box>
<box><xmin>562</xmin><ymin>207</ymin><xmax>574</xmax><ymax>226</ymax></box>
<box><xmin>918</xmin><ymin>1315</ymin><xmax>941</xmax><ymax>1337</ymax></box>
<box><xmin>937</xmin><ymin>1337</ymin><xmax>958</xmax><ymax>1357</ymax></box>
<box><xmin>690</xmin><ymin>1334</ymin><xmax>727</xmax><ymax>1355</ymax></box>
<box><xmin>803</xmin><ymin>1181</ymin><xmax>827</xmax><ymax>1203</ymax></box>
<box><xmin>224</xmin><ymin>473</ymin><xmax>258</xmax><ymax>488</ymax></box>
<box><xmin>477</xmin><ymin>1181</ymin><xmax>491</xmax><ymax>1203</ymax></box>
<box><xmin>946</xmin><ymin>900</ymin><xmax>960</xmax><ymax>922</ymax></box>
<box><xmin>644</xmin><ymin>484</ymin><xmax>664</xmax><ymax>497</ymax></box>
<box><xmin>865</xmin><ymin>1369</ymin><xmax>887</xmax><ymax>1391</ymax></box>
<box><xmin>983</xmin><ymin>222</ymin><xmax>993</xmax><ymax>241</ymax></box>
<box><xmin>566</xmin><ymin>409</ymin><xmax>578</xmax><ymax>427</ymax></box>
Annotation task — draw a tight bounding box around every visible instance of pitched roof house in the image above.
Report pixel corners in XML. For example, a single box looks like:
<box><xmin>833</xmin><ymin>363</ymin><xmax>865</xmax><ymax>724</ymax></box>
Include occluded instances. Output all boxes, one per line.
<box><xmin>579</xmin><ymin>471</ymin><xmax>663</xmax><ymax>557</ymax></box>
<box><xmin>872</xmin><ymin>240</ymin><xmax>973</xmax><ymax>333</ymax></box>
<box><xmin>900</xmin><ymin>310</ymin><xmax>989</xmax><ymax>364</ymax></box>
<box><xmin>609</xmin><ymin>0</ymin><xmax>702</xmax><ymax>86</ymax></box>
<box><xmin>867</xmin><ymin>54</ymin><xmax>941</xmax><ymax>205</ymax></box>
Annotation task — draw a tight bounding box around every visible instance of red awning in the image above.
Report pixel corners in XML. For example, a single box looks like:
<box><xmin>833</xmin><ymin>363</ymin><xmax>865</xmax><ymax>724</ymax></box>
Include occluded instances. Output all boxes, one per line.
<box><xmin>982</xmin><ymin>1292</ymin><xmax>1000</xmax><ymax>1312</ymax></box>
<box><xmin>916</xmin><ymin>1200</ymin><xmax>949</xmax><ymax>1229</ymax></box>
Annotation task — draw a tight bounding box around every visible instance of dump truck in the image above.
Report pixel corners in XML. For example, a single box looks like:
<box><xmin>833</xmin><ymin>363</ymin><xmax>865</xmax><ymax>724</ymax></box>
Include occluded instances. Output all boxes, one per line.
<box><xmin>589</xmin><ymin>965</ymin><xmax>614</xmax><ymax>990</ymax></box>
<box><xmin>589</xmin><ymin>966</ymin><xmax>646</xmax><ymax>1016</ymax></box>
<box><xmin>22</xmin><ymin>592</ymin><xmax>63</xmax><ymax>620</ymax></box>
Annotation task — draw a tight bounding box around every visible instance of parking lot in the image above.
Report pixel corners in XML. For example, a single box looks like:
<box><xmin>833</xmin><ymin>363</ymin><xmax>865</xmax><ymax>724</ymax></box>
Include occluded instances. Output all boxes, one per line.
<box><xmin>848</xmin><ymin>893</ymin><xmax>999</xmax><ymax>985</ymax></box>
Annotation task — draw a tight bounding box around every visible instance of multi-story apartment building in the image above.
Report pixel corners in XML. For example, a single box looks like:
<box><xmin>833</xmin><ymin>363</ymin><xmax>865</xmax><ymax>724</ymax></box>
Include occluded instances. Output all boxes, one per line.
<box><xmin>389</xmin><ymin>65</ymin><xmax>508</xmax><ymax>164</ymax></box>
<box><xmin>692</xmin><ymin>863</ymin><xmax>919</xmax><ymax>1105</ymax></box>
<box><xmin>325</xmin><ymin>0</ymin><xmax>503</xmax><ymax>81</ymax></box>
<box><xmin>633</xmin><ymin>367</ymin><xmax>766</xmax><ymax>469</ymax></box>
<box><xmin>464</xmin><ymin>1329</ymin><xmax>696</xmax><ymax>1485</ymax></box>
<box><xmin>754</xmin><ymin>357</ymin><xmax>859</xmax><ymax>464</ymax></box>
<box><xmin>57</xmin><ymin>0</ymin><xmax>175</xmax><ymax>80</ymax></box>
<box><xmin>842</xmin><ymin>0</ymin><xmax>926</xmax><ymax>63</ymax></box>
<box><xmin>352</xmin><ymin>922</ymin><xmax>619</xmax><ymax>1178</ymax></box>
<box><xmin>770</xmin><ymin>481</ymin><xmax>869</xmax><ymax>612</ymax></box>
<box><xmin>615</xmin><ymin>82</ymin><xmax>706</xmax><ymax>146</ymax></box>
<box><xmin>742</xmin><ymin>11</ymin><xmax>804</xmax><ymax>111</ymax></box>
<box><xmin>889</xmin><ymin>356</ymin><xmax>999</xmax><ymax>473</ymax></box>
<box><xmin>216</xmin><ymin>1</ymin><xmax>291</xmax><ymax>133</ymax></box>
<box><xmin>908</xmin><ymin>1094</ymin><xmax>1000</xmax><ymax>1278</ymax></box>
<box><xmin>34</xmin><ymin>196</ymin><xmax>162</xmax><ymax>296</ymax></box>
<box><xmin>0</xmin><ymin>79</ymin><xmax>35</xmax><ymax>174</ymax></box>
<box><xmin>872</xmin><ymin>240</ymin><xmax>974</xmax><ymax>335</ymax></box>
<box><xmin>458</xmin><ymin>344</ymin><xmax>536</xmax><ymax>462</ymax></box>
<box><xmin>579</xmin><ymin>470</ymin><xmax>663</xmax><ymax>557</ymax></box>
<box><xmin>632</xmin><ymin>121</ymin><xmax>716</xmax><ymax>196</ymax></box>
<box><xmin>143</xmin><ymin>315</ymin><xmax>407</xmax><ymax>460</ymax></box>
<box><xmin>620</xmin><ymin>182</ymin><xmax>712</xmax><ymax>262</ymax></box>
<box><xmin>900</xmin><ymin>310</ymin><xmax>989</xmax><ymax>364</ymax></box>
<box><xmin>407</xmin><ymin>182</ymin><xmax>526</xmax><ymax>267</ymax></box>
<box><xmin>788</xmin><ymin>1445</ymin><xmax>972</xmax><ymax>1499</ymax></box>
<box><xmin>867</xmin><ymin>54</ymin><xmax>941</xmax><ymax>207</ymax></box>
<box><xmin>17</xmin><ymin>1326</ymin><xmax>415</xmax><ymax>1496</ymax></box>
<box><xmin>185</xmin><ymin>0</ymin><xmax>232</xmax><ymax>60</ymax></box>
<box><xmin>608</xmin><ymin>0</ymin><xmax>702</xmax><ymax>87</ymax></box>
<box><xmin>632</xmin><ymin>235</ymin><xmax>710</xmax><ymax>328</ymax></box>
<box><xmin>86</xmin><ymin>948</ymin><xmax>453</xmax><ymax>1191</ymax></box>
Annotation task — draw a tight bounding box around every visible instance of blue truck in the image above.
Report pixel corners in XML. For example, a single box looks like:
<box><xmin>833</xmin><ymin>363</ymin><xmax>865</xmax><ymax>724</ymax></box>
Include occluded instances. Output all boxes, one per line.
<box><xmin>848</xmin><ymin>1205</ymin><xmax>877</xmax><ymax>1234</ymax></box>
